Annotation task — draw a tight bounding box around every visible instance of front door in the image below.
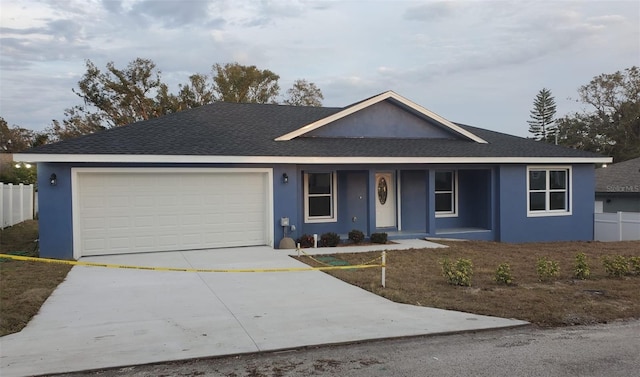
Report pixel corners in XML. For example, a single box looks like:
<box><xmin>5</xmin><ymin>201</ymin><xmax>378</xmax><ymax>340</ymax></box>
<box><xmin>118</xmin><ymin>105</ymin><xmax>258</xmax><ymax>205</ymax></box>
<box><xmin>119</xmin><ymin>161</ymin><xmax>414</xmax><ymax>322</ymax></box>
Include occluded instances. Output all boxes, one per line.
<box><xmin>375</xmin><ymin>172</ymin><xmax>396</xmax><ymax>228</ymax></box>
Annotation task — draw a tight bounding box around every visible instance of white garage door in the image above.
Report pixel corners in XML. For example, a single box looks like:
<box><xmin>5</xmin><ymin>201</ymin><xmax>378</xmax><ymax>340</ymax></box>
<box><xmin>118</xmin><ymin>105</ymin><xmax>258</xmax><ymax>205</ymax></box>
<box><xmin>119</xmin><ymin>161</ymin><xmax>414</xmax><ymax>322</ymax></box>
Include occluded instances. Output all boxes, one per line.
<box><xmin>74</xmin><ymin>169</ymin><xmax>270</xmax><ymax>257</ymax></box>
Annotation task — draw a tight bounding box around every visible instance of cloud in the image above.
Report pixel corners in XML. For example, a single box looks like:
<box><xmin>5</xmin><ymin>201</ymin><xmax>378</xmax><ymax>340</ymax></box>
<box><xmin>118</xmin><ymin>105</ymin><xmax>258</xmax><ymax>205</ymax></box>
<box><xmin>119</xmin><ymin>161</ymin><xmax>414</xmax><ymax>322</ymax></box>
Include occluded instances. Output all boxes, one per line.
<box><xmin>127</xmin><ymin>0</ymin><xmax>218</xmax><ymax>29</ymax></box>
<box><xmin>0</xmin><ymin>0</ymin><xmax>637</xmax><ymax>135</ymax></box>
<box><xmin>586</xmin><ymin>14</ymin><xmax>626</xmax><ymax>24</ymax></box>
<box><xmin>2</xmin><ymin>65</ymin><xmax>81</xmax><ymax>129</ymax></box>
<box><xmin>47</xmin><ymin>19</ymin><xmax>85</xmax><ymax>42</ymax></box>
<box><xmin>235</xmin><ymin>0</ymin><xmax>328</xmax><ymax>27</ymax></box>
<box><xmin>0</xmin><ymin>23</ymin><xmax>92</xmax><ymax>69</ymax></box>
<box><xmin>101</xmin><ymin>0</ymin><xmax>123</xmax><ymax>13</ymax></box>
<box><xmin>404</xmin><ymin>1</ymin><xmax>457</xmax><ymax>22</ymax></box>
<box><xmin>396</xmin><ymin>1</ymin><xmax>637</xmax><ymax>85</ymax></box>
<box><xmin>0</xmin><ymin>1</ymin><xmax>104</xmax><ymax>68</ymax></box>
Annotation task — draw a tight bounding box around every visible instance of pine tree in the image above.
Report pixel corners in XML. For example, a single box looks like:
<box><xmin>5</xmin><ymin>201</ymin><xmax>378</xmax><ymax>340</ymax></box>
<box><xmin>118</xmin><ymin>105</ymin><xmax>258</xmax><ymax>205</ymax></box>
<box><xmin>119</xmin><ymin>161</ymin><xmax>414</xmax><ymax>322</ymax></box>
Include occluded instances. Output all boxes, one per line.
<box><xmin>528</xmin><ymin>88</ymin><xmax>557</xmax><ymax>142</ymax></box>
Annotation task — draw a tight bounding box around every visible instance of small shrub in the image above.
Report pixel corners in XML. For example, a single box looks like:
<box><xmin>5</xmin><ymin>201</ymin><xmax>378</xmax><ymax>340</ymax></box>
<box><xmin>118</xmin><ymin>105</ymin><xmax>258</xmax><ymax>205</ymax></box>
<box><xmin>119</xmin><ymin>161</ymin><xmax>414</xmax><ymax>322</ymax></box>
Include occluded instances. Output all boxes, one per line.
<box><xmin>494</xmin><ymin>263</ymin><xmax>514</xmax><ymax>285</ymax></box>
<box><xmin>370</xmin><ymin>232</ymin><xmax>388</xmax><ymax>244</ymax></box>
<box><xmin>573</xmin><ymin>252</ymin><xmax>590</xmax><ymax>280</ymax></box>
<box><xmin>602</xmin><ymin>255</ymin><xmax>629</xmax><ymax>277</ymax></box>
<box><xmin>629</xmin><ymin>257</ymin><xmax>640</xmax><ymax>275</ymax></box>
<box><xmin>348</xmin><ymin>229</ymin><xmax>365</xmax><ymax>244</ymax></box>
<box><xmin>440</xmin><ymin>258</ymin><xmax>473</xmax><ymax>287</ymax></box>
<box><xmin>320</xmin><ymin>232</ymin><xmax>341</xmax><ymax>247</ymax></box>
<box><xmin>536</xmin><ymin>257</ymin><xmax>560</xmax><ymax>282</ymax></box>
<box><xmin>296</xmin><ymin>234</ymin><xmax>314</xmax><ymax>248</ymax></box>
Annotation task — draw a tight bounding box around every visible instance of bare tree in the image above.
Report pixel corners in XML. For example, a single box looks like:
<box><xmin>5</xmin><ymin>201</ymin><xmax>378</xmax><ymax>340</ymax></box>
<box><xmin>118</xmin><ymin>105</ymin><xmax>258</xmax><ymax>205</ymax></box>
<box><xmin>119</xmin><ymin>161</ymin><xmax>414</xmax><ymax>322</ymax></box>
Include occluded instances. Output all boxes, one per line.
<box><xmin>283</xmin><ymin>79</ymin><xmax>324</xmax><ymax>106</ymax></box>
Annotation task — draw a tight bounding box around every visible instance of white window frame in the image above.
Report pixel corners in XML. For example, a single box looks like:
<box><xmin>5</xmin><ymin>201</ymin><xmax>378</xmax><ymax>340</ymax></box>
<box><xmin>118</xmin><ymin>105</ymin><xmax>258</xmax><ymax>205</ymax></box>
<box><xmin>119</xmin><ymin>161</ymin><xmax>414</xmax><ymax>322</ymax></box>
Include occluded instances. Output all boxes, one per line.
<box><xmin>304</xmin><ymin>172</ymin><xmax>338</xmax><ymax>223</ymax></box>
<box><xmin>435</xmin><ymin>170</ymin><xmax>458</xmax><ymax>218</ymax></box>
<box><xmin>526</xmin><ymin>166</ymin><xmax>572</xmax><ymax>217</ymax></box>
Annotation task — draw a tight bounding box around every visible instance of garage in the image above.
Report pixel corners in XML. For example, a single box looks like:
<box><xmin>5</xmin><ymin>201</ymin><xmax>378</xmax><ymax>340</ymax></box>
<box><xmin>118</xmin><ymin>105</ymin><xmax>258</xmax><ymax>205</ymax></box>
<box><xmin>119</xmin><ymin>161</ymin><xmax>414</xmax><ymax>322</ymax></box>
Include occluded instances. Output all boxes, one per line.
<box><xmin>72</xmin><ymin>168</ymin><xmax>272</xmax><ymax>257</ymax></box>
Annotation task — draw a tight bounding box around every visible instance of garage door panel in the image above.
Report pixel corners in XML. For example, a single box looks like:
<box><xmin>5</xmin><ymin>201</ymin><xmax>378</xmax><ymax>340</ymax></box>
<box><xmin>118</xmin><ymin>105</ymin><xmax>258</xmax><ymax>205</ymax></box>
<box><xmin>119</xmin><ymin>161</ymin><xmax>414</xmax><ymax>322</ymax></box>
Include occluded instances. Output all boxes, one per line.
<box><xmin>183</xmin><ymin>215</ymin><xmax>202</xmax><ymax>226</ymax></box>
<box><xmin>108</xmin><ymin>216</ymin><xmax>130</xmax><ymax>227</ymax></box>
<box><xmin>83</xmin><ymin>217</ymin><xmax>107</xmax><ymax>230</ymax></box>
<box><xmin>135</xmin><ymin>236</ymin><xmax>155</xmax><ymax>247</ymax></box>
<box><xmin>157</xmin><ymin>234</ymin><xmax>179</xmax><ymax>245</ymax></box>
<box><xmin>84</xmin><ymin>238</ymin><xmax>106</xmax><ymax>253</ymax></box>
<box><xmin>182</xmin><ymin>194</ymin><xmax>204</xmax><ymax>205</ymax></box>
<box><xmin>83</xmin><ymin>229</ymin><xmax>105</xmax><ymax>241</ymax></box>
<box><xmin>158</xmin><ymin>195</ymin><xmax>180</xmax><ymax>206</ymax></box>
<box><xmin>82</xmin><ymin>196</ymin><xmax>106</xmax><ymax>208</ymax></box>
<box><xmin>106</xmin><ymin>196</ymin><xmax>129</xmax><ymax>209</ymax></box>
<box><xmin>203</xmin><ymin>196</ymin><xmax>222</xmax><ymax>206</ymax></box>
<box><xmin>133</xmin><ymin>196</ymin><xmax>155</xmax><ymax>207</ymax></box>
<box><xmin>134</xmin><ymin>216</ymin><xmax>154</xmax><ymax>227</ymax></box>
<box><xmin>241</xmin><ymin>231</ymin><xmax>264</xmax><ymax>242</ymax></box>
<box><xmin>109</xmin><ymin>236</ymin><xmax>132</xmax><ymax>249</ymax></box>
<box><xmin>182</xmin><ymin>233</ymin><xmax>204</xmax><ymax>246</ymax></box>
<box><xmin>156</xmin><ymin>215</ymin><xmax>177</xmax><ymax>226</ymax></box>
<box><xmin>77</xmin><ymin>170</ymin><xmax>269</xmax><ymax>256</ymax></box>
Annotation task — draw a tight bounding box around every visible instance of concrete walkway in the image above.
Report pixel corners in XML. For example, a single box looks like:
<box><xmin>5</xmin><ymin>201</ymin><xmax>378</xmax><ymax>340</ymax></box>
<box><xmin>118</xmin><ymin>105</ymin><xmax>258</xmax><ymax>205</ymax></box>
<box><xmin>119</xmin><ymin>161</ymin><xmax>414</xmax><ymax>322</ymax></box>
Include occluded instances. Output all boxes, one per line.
<box><xmin>0</xmin><ymin>242</ymin><xmax>527</xmax><ymax>377</ymax></box>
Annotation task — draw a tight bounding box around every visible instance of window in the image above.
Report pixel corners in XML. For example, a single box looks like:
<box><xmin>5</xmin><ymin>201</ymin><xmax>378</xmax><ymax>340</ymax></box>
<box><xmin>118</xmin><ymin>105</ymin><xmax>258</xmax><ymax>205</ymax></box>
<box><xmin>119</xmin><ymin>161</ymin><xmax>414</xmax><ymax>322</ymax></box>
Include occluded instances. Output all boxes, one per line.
<box><xmin>435</xmin><ymin>170</ymin><xmax>457</xmax><ymax>217</ymax></box>
<box><xmin>527</xmin><ymin>167</ymin><xmax>571</xmax><ymax>216</ymax></box>
<box><xmin>304</xmin><ymin>172</ymin><xmax>337</xmax><ymax>222</ymax></box>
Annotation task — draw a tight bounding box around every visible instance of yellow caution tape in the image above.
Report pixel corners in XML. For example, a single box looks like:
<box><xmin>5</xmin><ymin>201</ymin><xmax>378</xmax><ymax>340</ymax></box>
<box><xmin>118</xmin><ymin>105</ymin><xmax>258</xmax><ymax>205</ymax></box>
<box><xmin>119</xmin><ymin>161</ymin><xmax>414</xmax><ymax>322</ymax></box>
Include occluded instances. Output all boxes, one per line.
<box><xmin>296</xmin><ymin>248</ymin><xmax>337</xmax><ymax>267</ymax></box>
<box><xmin>361</xmin><ymin>254</ymin><xmax>384</xmax><ymax>266</ymax></box>
<box><xmin>297</xmin><ymin>248</ymin><xmax>384</xmax><ymax>267</ymax></box>
<box><xmin>0</xmin><ymin>253</ymin><xmax>384</xmax><ymax>273</ymax></box>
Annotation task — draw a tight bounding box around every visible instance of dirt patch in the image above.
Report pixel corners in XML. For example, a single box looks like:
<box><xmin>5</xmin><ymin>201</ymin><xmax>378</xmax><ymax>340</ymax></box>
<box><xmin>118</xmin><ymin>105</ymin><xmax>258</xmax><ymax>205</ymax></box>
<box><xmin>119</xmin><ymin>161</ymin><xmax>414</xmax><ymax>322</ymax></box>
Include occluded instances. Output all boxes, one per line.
<box><xmin>0</xmin><ymin>220</ymin><xmax>72</xmax><ymax>336</ymax></box>
<box><xmin>0</xmin><ymin>220</ymin><xmax>40</xmax><ymax>254</ymax></box>
<box><xmin>294</xmin><ymin>240</ymin><xmax>640</xmax><ymax>327</ymax></box>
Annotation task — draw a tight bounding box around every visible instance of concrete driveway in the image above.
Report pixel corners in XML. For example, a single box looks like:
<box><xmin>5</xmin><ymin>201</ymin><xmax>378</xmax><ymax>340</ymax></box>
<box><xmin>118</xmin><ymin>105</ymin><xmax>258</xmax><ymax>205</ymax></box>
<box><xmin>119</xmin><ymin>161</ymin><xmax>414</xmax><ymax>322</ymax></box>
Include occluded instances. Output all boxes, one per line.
<box><xmin>1</xmin><ymin>242</ymin><xmax>527</xmax><ymax>377</ymax></box>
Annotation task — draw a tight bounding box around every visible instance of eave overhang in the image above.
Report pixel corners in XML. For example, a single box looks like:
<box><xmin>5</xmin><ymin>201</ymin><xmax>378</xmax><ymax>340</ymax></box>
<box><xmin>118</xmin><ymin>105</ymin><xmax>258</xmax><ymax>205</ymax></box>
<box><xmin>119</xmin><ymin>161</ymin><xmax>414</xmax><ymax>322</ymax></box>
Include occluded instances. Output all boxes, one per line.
<box><xmin>14</xmin><ymin>153</ymin><xmax>613</xmax><ymax>165</ymax></box>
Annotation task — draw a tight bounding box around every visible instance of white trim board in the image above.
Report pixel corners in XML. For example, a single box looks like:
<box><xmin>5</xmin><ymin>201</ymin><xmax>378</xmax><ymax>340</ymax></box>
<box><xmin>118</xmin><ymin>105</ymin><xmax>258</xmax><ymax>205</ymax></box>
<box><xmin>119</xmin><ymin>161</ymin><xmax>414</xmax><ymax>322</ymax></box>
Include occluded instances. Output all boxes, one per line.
<box><xmin>274</xmin><ymin>91</ymin><xmax>488</xmax><ymax>143</ymax></box>
<box><xmin>396</xmin><ymin>170</ymin><xmax>402</xmax><ymax>231</ymax></box>
<box><xmin>16</xmin><ymin>153</ymin><xmax>612</xmax><ymax>165</ymax></box>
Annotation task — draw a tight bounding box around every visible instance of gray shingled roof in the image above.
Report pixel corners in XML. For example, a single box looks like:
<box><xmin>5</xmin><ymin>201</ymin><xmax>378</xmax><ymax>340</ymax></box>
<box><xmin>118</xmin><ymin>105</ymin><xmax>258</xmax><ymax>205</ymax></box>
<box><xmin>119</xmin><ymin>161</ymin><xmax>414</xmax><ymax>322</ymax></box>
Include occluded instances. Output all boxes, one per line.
<box><xmin>24</xmin><ymin>101</ymin><xmax>606</xmax><ymax>159</ymax></box>
<box><xmin>595</xmin><ymin>157</ymin><xmax>640</xmax><ymax>193</ymax></box>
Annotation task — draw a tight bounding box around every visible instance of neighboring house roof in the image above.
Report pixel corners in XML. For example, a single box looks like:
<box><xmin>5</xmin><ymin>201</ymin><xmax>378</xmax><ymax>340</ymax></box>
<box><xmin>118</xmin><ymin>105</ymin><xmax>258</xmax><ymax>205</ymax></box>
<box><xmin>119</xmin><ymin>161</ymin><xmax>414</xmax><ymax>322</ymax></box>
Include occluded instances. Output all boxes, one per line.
<box><xmin>16</xmin><ymin>92</ymin><xmax>611</xmax><ymax>164</ymax></box>
<box><xmin>595</xmin><ymin>157</ymin><xmax>640</xmax><ymax>193</ymax></box>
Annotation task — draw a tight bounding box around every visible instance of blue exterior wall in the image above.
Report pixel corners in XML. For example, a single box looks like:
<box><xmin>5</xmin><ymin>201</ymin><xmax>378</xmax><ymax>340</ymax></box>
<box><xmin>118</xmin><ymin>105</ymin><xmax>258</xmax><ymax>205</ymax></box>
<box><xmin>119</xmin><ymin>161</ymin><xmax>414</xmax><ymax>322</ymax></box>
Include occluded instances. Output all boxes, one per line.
<box><xmin>463</xmin><ymin>170</ymin><xmax>492</xmax><ymax>229</ymax></box>
<box><xmin>400</xmin><ymin>170</ymin><xmax>428</xmax><ymax>232</ymax></box>
<box><xmin>435</xmin><ymin>169</ymin><xmax>492</xmax><ymax>230</ymax></box>
<box><xmin>307</xmin><ymin>101</ymin><xmax>456</xmax><ymax>139</ymax></box>
<box><xmin>37</xmin><ymin>163</ymin><xmax>74</xmax><ymax>259</ymax></box>
<box><xmin>36</xmin><ymin>162</ymin><xmax>598</xmax><ymax>259</ymax></box>
<box><xmin>497</xmin><ymin>164</ymin><xmax>595</xmax><ymax>242</ymax></box>
<box><xmin>338</xmin><ymin>171</ymin><xmax>369</xmax><ymax>235</ymax></box>
<box><xmin>298</xmin><ymin>169</ymin><xmax>370</xmax><ymax>238</ymax></box>
<box><xmin>272</xmin><ymin>164</ymin><xmax>299</xmax><ymax>242</ymax></box>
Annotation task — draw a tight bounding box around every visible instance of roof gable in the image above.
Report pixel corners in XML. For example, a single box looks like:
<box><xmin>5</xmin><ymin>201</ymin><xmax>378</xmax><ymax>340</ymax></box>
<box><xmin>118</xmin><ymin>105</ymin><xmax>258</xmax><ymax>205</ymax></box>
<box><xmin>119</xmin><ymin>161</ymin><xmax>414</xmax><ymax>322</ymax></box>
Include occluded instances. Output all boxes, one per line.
<box><xmin>304</xmin><ymin>100</ymin><xmax>458</xmax><ymax>139</ymax></box>
<box><xmin>275</xmin><ymin>91</ymin><xmax>488</xmax><ymax>143</ymax></box>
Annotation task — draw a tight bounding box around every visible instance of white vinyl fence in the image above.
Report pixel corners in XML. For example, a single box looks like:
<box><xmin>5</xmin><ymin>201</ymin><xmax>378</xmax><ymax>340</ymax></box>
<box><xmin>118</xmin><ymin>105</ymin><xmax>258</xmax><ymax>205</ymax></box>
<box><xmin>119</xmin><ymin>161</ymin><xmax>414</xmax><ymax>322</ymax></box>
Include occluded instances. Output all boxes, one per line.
<box><xmin>594</xmin><ymin>212</ymin><xmax>640</xmax><ymax>241</ymax></box>
<box><xmin>1</xmin><ymin>183</ymin><xmax>35</xmax><ymax>229</ymax></box>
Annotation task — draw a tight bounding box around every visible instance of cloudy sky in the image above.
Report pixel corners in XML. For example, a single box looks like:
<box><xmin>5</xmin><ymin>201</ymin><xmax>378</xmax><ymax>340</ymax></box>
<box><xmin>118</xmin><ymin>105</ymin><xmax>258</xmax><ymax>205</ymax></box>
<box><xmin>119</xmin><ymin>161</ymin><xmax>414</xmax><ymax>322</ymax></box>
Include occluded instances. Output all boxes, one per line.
<box><xmin>1</xmin><ymin>0</ymin><xmax>638</xmax><ymax>137</ymax></box>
